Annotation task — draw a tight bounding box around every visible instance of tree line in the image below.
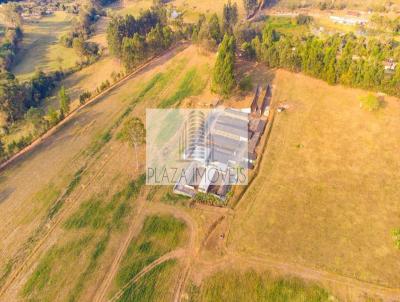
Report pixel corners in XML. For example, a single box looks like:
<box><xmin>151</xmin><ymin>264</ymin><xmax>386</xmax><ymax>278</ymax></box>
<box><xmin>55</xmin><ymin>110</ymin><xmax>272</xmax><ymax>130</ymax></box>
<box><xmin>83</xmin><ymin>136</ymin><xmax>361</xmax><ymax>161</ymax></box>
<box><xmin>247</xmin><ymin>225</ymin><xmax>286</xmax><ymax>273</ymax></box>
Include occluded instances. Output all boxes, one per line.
<box><xmin>0</xmin><ymin>3</ymin><xmax>23</xmax><ymax>72</ymax></box>
<box><xmin>192</xmin><ymin>1</ymin><xmax>238</xmax><ymax>49</ymax></box>
<box><xmin>245</xmin><ymin>26</ymin><xmax>400</xmax><ymax>96</ymax></box>
<box><xmin>204</xmin><ymin>7</ymin><xmax>400</xmax><ymax>98</ymax></box>
<box><xmin>0</xmin><ymin>27</ymin><xmax>23</xmax><ymax>72</ymax></box>
<box><xmin>0</xmin><ymin>71</ymin><xmax>64</xmax><ymax>124</ymax></box>
<box><xmin>106</xmin><ymin>6</ymin><xmax>174</xmax><ymax>71</ymax></box>
<box><xmin>212</xmin><ymin>34</ymin><xmax>236</xmax><ymax>95</ymax></box>
<box><xmin>190</xmin><ymin>1</ymin><xmax>239</xmax><ymax>95</ymax></box>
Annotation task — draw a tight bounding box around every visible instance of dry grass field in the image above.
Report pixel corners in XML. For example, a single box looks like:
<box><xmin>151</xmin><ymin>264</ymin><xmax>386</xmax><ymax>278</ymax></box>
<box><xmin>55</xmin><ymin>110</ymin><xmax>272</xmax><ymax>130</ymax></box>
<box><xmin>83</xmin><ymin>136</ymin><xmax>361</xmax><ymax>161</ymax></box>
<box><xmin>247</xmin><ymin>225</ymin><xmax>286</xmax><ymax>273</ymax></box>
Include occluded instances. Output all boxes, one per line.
<box><xmin>189</xmin><ymin>269</ymin><xmax>332</xmax><ymax>302</ymax></box>
<box><xmin>2</xmin><ymin>0</ymin><xmax>400</xmax><ymax>299</ymax></box>
<box><xmin>273</xmin><ymin>0</ymin><xmax>400</xmax><ymax>10</ymax></box>
<box><xmin>0</xmin><ymin>45</ymin><xmax>215</xmax><ymax>301</ymax></box>
<box><xmin>171</xmin><ymin>0</ymin><xmax>245</xmax><ymax>21</ymax></box>
<box><xmin>12</xmin><ymin>11</ymin><xmax>79</xmax><ymax>81</ymax></box>
<box><xmin>113</xmin><ymin>0</ymin><xmax>153</xmax><ymax>17</ymax></box>
<box><xmin>229</xmin><ymin>69</ymin><xmax>400</xmax><ymax>288</ymax></box>
<box><xmin>113</xmin><ymin>0</ymin><xmax>244</xmax><ymax>22</ymax></box>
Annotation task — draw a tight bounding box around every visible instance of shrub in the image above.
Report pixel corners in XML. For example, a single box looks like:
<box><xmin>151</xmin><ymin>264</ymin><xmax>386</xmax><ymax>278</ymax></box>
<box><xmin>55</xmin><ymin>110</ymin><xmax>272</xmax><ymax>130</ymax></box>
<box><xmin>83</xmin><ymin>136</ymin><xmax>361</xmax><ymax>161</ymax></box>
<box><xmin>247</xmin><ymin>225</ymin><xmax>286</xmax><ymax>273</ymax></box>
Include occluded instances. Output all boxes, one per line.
<box><xmin>241</xmin><ymin>42</ymin><xmax>255</xmax><ymax>60</ymax></box>
<box><xmin>79</xmin><ymin>91</ymin><xmax>92</xmax><ymax>104</ymax></box>
<box><xmin>161</xmin><ymin>191</ymin><xmax>190</xmax><ymax>205</ymax></box>
<box><xmin>392</xmin><ymin>228</ymin><xmax>400</xmax><ymax>249</ymax></box>
<box><xmin>193</xmin><ymin>192</ymin><xmax>226</xmax><ymax>207</ymax></box>
<box><xmin>98</xmin><ymin>80</ymin><xmax>111</xmax><ymax>93</ymax></box>
<box><xmin>239</xmin><ymin>75</ymin><xmax>253</xmax><ymax>92</ymax></box>
<box><xmin>296</xmin><ymin>14</ymin><xmax>313</xmax><ymax>25</ymax></box>
<box><xmin>59</xmin><ymin>34</ymin><xmax>73</xmax><ymax>48</ymax></box>
<box><xmin>360</xmin><ymin>94</ymin><xmax>381</xmax><ymax>111</ymax></box>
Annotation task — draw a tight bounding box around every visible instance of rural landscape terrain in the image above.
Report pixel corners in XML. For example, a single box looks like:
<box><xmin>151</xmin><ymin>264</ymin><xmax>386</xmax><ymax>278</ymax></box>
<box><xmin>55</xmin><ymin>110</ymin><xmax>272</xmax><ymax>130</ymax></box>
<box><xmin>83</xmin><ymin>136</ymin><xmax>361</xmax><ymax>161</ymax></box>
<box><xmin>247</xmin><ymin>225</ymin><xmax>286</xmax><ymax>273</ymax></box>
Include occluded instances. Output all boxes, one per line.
<box><xmin>0</xmin><ymin>0</ymin><xmax>400</xmax><ymax>301</ymax></box>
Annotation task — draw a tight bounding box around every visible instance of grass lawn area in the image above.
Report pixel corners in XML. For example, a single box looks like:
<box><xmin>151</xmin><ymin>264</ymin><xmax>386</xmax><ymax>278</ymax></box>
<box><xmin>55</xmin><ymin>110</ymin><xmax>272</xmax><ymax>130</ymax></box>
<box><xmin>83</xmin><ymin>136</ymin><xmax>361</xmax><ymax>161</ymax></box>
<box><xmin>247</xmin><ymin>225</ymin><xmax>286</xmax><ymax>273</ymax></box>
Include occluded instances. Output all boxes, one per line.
<box><xmin>190</xmin><ymin>269</ymin><xmax>331</xmax><ymax>302</ymax></box>
<box><xmin>230</xmin><ymin>69</ymin><xmax>400</xmax><ymax>287</ymax></box>
<box><xmin>22</xmin><ymin>235</ymin><xmax>95</xmax><ymax>301</ymax></box>
<box><xmin>264</xmin><ymin>16</ymin><xmax>310</xmax><ymax>36</ymax></box>
<box><xmin>12</xmin><ymin>11</ymin><xmax>79</xmax><ymax>81</ymax></box>
<box><xmin>113</xmin><ymin>0</ymin><xmax>152</xmax><ymax>17</ymax></box>
<box><xmin>117</xmin><ymin>259</ymin><xmax>180</xmax><ymax>302</ymax></box>
<box><xmin>111</xmin><ymin>215</ymin><xmax>188</xmax><ymax>299</ymax></box>
<box><xmin>1</xmin><ymin>45</ymin><xmax>213</xmax><ymax>301</ymax></box>
<box><xmin>111</xmin><ymin>0</ymin><xmax>245</xmax><ymax>22</ymax></box>
<box><xmin>173</xmin><ymin>0</ymin><xmax>244</xmax><ymax>22</ymax></box>
<box><xmin>312</xmin><ymin>15</ymin><xmax>357</xmax><ymax>34</ymax></box>
<box><xmin>21</xmin><ymin>178</ymin><xmax>146</xmax><ymax>302</ymax></box>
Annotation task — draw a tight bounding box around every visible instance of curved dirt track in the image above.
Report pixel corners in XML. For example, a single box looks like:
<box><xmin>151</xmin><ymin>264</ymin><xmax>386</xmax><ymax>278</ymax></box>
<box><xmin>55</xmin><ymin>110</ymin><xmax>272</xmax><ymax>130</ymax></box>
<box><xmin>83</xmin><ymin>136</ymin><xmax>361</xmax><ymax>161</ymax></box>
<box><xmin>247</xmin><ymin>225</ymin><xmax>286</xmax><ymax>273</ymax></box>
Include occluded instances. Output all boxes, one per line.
<box><xmin>108</xmin><ymin>249</ymin><xmax>186</xmax><ymax>302</ymax></box>
<box><xmin>93</xmin><ymin>202</ymin><xmax>197</xmax><ymax>302</ymax></box>
<box><xmin>0</xmin><ymin>44</ymin><xmax>189</xmax><ymax>300</ymax></box>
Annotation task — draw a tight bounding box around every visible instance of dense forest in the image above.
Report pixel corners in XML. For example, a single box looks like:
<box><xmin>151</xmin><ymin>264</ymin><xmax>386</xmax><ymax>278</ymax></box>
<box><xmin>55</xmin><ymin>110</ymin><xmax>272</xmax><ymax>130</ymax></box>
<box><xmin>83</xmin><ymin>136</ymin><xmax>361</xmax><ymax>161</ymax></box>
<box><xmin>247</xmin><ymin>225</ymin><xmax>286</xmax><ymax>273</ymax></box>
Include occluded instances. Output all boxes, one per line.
<box><xmin>106</xmin><ymin>6</ymin><xmax>174</xmax><ymax>70</ymax></box>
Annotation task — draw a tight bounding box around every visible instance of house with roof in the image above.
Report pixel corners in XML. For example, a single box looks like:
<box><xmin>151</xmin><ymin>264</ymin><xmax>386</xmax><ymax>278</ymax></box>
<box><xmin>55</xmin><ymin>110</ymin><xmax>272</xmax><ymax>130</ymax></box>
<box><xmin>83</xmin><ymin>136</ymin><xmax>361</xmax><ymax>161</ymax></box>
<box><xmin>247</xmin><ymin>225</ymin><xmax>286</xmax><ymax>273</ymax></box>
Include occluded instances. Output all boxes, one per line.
<box><xmin>174</xmin><ymin>105</ymin><xmax>269</xmax><ymax>201</ymax></box>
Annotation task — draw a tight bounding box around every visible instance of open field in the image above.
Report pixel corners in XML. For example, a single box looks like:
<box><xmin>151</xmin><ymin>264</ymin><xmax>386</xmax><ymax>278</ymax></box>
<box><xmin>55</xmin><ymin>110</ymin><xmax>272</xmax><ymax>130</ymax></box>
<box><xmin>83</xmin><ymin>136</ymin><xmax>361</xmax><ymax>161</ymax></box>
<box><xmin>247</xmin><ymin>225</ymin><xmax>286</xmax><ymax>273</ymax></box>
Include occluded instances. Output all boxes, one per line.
<box><xmin>112</xmin><ymin>0</ymin><xmax>153</xmax><ymax>17</ymax></box>
<box><xmin>171</xmin><ymin>0</ymin><xmax>245</xmax><ymax>21</ymax></box>
<box><xmin>117</xmin><ymin>259</ymin><xmax>181</xmax><ymax>302</ymax></box>
<box><xmin>190</xmin><ymin>269</ymin><xmax>331</xmax><ymax>302</ymax></box>
<box><xmin>1</xmin><ymin>8</ymin><xmax>115</xmax><ymax>147</ymax></box>
<box><xmin>12</xmin><ymin>11</ymin><xmax>79</xmax><ymax>81</ymax></box>
<box><xmin>271</xmin><ymin>0</ymin><xmax>400</xmax><ymax>10</ymax></box>
<box><xmin>0</xmin><ymin>45</ymin><xmax>215</xmax><ymax>301</ymax></box>
<box><xmin>2</xmin><ymin>0</ymin><xmax>400</xmax><ymax>298</ymax></box>
<box><xmin>113</xmin><ymin>0</ymin><xmax>245</xmax><ymax>22</ymax></box>
<box><xmin>229</xmin><ymin>69</ymin><xmax>400</xmax><ymax>288</ymax></box>
<box><xmin>109</xmin><ymin>215</ymin><xmax>188</xmax><ymax>301</ymax></box>
<box><xmin>21</xmin><ymin>176</ymin><xmax>146</xmax><ymax>302</ymax></box>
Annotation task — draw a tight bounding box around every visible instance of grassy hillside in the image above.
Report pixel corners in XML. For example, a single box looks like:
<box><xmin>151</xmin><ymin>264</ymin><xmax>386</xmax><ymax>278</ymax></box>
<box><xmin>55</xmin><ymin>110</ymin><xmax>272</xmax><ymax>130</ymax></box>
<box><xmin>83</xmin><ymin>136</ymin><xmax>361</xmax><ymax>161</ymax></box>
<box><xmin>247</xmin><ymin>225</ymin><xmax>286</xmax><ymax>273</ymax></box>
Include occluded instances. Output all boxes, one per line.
<box><xmin>230</xmin><ymin>69</ymin><xmax>400</xmax><ymax>287</ymax></box>
<box><xmin>0</xmin><ymin>45</ymin><xmax>213</xmax><ymax>301</ymax></box>
<box><xmin>12</xmin><ymin>11</ymin><xmax>79</xmax><ymax>80</ymax></box>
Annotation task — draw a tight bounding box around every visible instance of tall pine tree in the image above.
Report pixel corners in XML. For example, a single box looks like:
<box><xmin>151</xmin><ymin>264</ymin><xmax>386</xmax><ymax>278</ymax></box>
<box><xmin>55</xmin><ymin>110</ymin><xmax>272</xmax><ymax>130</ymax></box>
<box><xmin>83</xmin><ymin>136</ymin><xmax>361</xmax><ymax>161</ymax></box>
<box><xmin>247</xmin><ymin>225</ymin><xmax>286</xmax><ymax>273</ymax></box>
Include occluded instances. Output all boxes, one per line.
<box><xmin>212</xmin><ymin>34</ymin><xmax>236</xmax><ymax>96</ymax></box>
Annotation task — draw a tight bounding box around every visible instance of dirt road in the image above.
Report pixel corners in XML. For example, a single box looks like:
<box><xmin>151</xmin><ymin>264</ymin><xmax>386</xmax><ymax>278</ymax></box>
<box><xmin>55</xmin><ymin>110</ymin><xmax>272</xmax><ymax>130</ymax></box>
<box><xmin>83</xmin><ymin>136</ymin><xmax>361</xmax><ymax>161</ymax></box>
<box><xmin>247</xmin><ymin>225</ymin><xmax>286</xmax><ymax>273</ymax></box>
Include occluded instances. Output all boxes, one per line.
<box><xmin>93</xmin><ymin>202</ymin><xmax>197</xmax><ymax>302</ymax></box>
<box><xmin>108</xmin><ymin>249</ymin><xmax>186</xmax><ymax>302</ymax></box>
<box><xmin>0</xmin><ymin>44</ymin><xmax>188</xmax><ymax>298</ymax></box>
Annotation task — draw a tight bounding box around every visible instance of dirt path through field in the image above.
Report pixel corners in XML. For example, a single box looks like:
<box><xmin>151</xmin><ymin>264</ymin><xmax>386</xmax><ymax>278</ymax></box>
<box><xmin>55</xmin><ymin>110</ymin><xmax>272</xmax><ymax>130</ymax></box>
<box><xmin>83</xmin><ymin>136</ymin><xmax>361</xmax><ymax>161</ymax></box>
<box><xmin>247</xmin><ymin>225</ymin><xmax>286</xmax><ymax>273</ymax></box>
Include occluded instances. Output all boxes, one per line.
<box><xmin>187</xmin><ymin>248</ymin><xmax>400</xmax><ymax>302</ymax></box>
<box><xmin>93</xmin><ymin>202</ymin><xmax>198</xmax><ymax>302</ymax></box>
<box><xmin>0</xmin><ymin>44</ymin><xmax>189</xmax><ymax>299</ymax></box>
<box><xmin>92</xmin><ymin>196</ymin><xmax>148</xmax><ymax>302</ymax></box>
<box><xmin>0</xmin><ymin>139</ymin><xmax>121</xmax><ymax>299</ymax></box>
<box><xmin>109</xmin><ymin>248</ymin><xmax>186</xmax><ymax>302</ymax></box>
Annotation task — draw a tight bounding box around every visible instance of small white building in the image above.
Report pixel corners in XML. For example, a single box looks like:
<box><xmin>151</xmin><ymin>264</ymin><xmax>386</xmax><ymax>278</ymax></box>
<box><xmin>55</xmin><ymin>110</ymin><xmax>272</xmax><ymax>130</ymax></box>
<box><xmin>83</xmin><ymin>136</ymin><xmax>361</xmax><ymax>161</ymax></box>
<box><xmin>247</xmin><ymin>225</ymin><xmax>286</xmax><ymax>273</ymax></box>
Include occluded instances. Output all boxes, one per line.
<box><xmin>330</xmin><ymin>16</ymin><xmax>367</xmax><ymax>26</ymax></box>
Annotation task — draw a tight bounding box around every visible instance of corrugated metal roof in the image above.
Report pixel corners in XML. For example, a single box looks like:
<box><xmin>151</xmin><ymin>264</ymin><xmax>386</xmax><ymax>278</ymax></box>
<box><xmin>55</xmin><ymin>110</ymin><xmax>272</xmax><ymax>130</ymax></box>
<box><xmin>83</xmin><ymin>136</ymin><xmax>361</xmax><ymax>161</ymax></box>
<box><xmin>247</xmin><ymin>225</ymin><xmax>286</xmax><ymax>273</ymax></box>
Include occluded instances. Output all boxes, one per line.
<box><xmin>213</xmin><ymin>122</ymin><xmax>249</xmax><ymax>139</ymax></box>
<box><xmin>208</xmin><ymin>134</ymin><xmax>246</xmax><ymax>152</ymax></box>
